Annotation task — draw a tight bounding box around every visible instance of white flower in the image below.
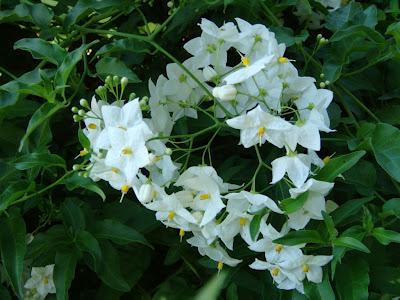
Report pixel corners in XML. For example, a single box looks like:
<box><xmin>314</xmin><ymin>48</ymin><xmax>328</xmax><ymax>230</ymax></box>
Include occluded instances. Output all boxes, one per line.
<box><xmin>226</xmin><ymin>105</ymin><xmax>292</xmax><ymax>148</ymax></box>
<box><xmin>187</xmin><ymin>233</ymin><xmax>242</xmax><ymax>267</ymax></box>
<box><xmin>212</xmin><ymin>85</ymin><xmax>237</xmax><ymax>101</ymax></box>
<box><xmin>104</xmin><ymin>127</ymin><xmax>152</xmax><ymax>182</ymax></box>
<box><xmin>200</xmin><ymin>18</ymin><xmax>239</xmax><ymax>42</ymax></box>
<box><xmin>271</xmin><ymin>152</ymin><xmax>311</xmax><ymax>188</ymax></box>
<box><xmin>249</xmin><ymin>223</ymin><xmax>303</xmax><ymax>263</ymax></box>
<box><xmin>223</xmin><ymin>55</ymin><xmax>274</xmax><ymax>85</ymax></box>
<box><xmin>224</xmin><ymin>191</ymin><xmax>283</xmax><ymax>214</ymax></box>
<box><xmin>24</xmin><ymin>265</ymin><xmax>56</xmax><ymax>299</ymax></box>
<box><xmin>203</xmin><ymin>66</ymin><xmax>218</xmax><ymax>81</ymax></box>
<box><xmin>249</xmin><ymin>259</ymin><xmax>304</xmax><ymax>293</ymax></box>
<box><xmin>287</xmin><ymin>179</ymin><xmax>334</xmax><ymax>229</ymax></box>
<box><xmin>281</xmin><ymin>255</ymin><xmax>332</xmax><ymax>283</ymax></box>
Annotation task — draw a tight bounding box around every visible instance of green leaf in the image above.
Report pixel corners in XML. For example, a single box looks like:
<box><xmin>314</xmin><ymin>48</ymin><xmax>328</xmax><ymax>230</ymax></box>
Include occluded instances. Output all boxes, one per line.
<box><xmin>331</xmin><ymin>196</ymin><xmax>374</xmax><ymax>225</ymax></box>
<box><xmin>14</xmin><ymin>152</ymin><xmax>65</xmax><ymax>170</ymax></box>
<box><xmin>314</xmin><ymin>151</ymin><xmax>366</xmax><ymax>182</ymax></box>
<box><xmin>335</xmin><ymin>258</ymin><xmax>369</xmax><ymax>300</ymax></box>
<box><xmin>92</xmin><ymin>219</ymin><xmax>152</xmax><ymax>248</ymax></box>
<box><xmin>95</xmin><ymin>57</ymin><xmax>140</xmax><ymax>83</ymax></box>
<box><xmin>304</xmin><ymin>271</ymin><xmax>335</xmax><ymax>300</ymax></box>
<box><xmin>78</xmin><ymin>128</ymin><xmax>90</xmax><ymax>150</ymax></box>
<box><xmin>370</xmin><ymin>266</ymin><xmax>400</xmax><ymax>295</ymax></box>
<box><xmin>0</xmin><ymin>3</ymin><xmax>53</xmax><ymax>27</ymax></box>
<box><xmin>280</xmin><ymin>191</ymin><xmax>309</xmax><ymax>214</ymax></box>
<box><xmin>0</xmin><ymin>210</ymin><xmax>27</xmax><ymax>299</ymax></box>
<box><xmin>75</xmin><ymin>230</ymin><xmax>102</xmax><ymax>271</ymax></box>
<box><xmin>382</xmin><ymin>198</ymin><xmax>400</xmax><ymax>218</ymax></box>
<box><xmin>371</xmin><ymin>123</ymin><xmax>400</xmax><ymax>182</ymax></box>
<box><xmin>63</xmin><ymin>173</ymin><xmax>106</xmax><ymax>201</ymax></box>
<box><xmin>54</xmin><ymin>251</ymin><xmax>78</xmax><ymax>300</ymax></box>
<box><xmin>14</xmin><ymin>38</ymin><xmax>66</xmax><ymax>66</ymax></box>
<box><xmin>95</xmin><ymin>38</ymin><xmax>150</xmax><ymax>56</ymax></box>
<box><xmin>273</xmin><ymin>230</ymin><xmax>325</xmax><ymax>245</ymax></box>
<box><xmin>0</xmin><ymin>285</ymin><xmax>11</xmax><ymax>300</ymax></box>
<box><xmin>372</xmin><ymin>227</ymin><xmax>400</xmax><ymax>245</ymax></box>
<box><xmin>333</xmin><ymin>236</ymin><xmax>370</xmax><ymax>253</ymax></box>
<box><xmin>0</xmin><ymin>181</ymin><xmax>33</xmax><ymax>212</ymax></box>
<box><xmin>54</xmin><ymin>42</ymin><xmax>96</xmax><ymax>91</ymax></box>
<box><xmin>330</xmin><ymin>25</ymin><xmax>385</xmax><ymax>44</ymax></box>
<box><xmin>322</xmin><ymin>211</ymin><xmax>338</xmax><ymax>240</ymax></box>
<box><xmin>249</xmin><ymin>214</ymin><xmax>263</xmax><ymax>241</ymax></box>
<box><xmin>271</xmin><ymin>27</ymin><xmax>309</xmax><ymax>47</ymax></box>
<box><xmin>194</xmin><ymin>271</ymin><xmax>227</xmax><ymax>300</ymax></box>
<box><xmin>61</xmin><ymin>199</ymin><xmax>86</xmax><ymax>232</ymax></box>
<box><xmin>386</xmin><ymin>21</ymin><xmax>400</xmax><ymax>46</ymax></box>
<box><xmin>18</xmin><ymin>102</ymin><xmax>64</xmax><ymax>152</ymax></box>
<box><xmin>96</xmin><ymin>241</ymin><xmax>130</xmax><ymax>292</ymax></box>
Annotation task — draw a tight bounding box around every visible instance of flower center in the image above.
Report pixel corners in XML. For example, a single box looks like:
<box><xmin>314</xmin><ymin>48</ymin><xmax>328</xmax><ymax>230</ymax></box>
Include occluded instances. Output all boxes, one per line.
<box><xmin>241</xmin><ymin>56</ymin><xmax>250</xmax><ymax>66</ymax></box>
<box><xmin>217</xmin><ymin>261</ymin><xmax>224</xmax><ymax>271</ymax></box>
<box><xmin>111</xmin><ymin>167</ymin><xmax>120</xmax><ymax>174</ymax></box>
<box><xmin>121</xmin><ymin>185</ymin><xmax>130</xmax><ymax>194</ymax></box>
<box><xmin>323</xmin><ymin>156</ymin><xmax>331</xmax><ymax>164</ymax></box>
<box><xmin>121</xmin><ymin>147</ymin><xmax>133</xmax><ymax>155</ymax></box>
<box><xmin>303</xmin><ymin>264</ymin><xmax>310</xmax><ymax>273</ymax></box>
<box><xmin>88</xmin><ymin>123</ymin><xmax>97</xmax><ymax>129</ymax></box>
<box><xmin>257</xmin><ymin>127</ymin><xmax>265</xmax><ymax>137</ymax></box>
<box><xmin>275</xmin><ymin>244</ymin><xmax>283</xmax><ymax>253</ymax></box>
<box><xmin>79</xmin><ymin>149</ymin><xmax>88</xmax><ymax>156</ymax></box>
<box><xmin>199</xmin><ymin>193</ymin><xmax>211</xmax><ymax>200</ymax></box>
<box><xmin>207</xmin><ymin>43</ymin><xmax>217</xmax><ymax>53</ymax></box>
<box><xmin>179</xmin><ymin>74</ymin><xmax>187</xmax><ymax>83</ymax></box>
<box><xmin>168</xmin><ymin>211</ymin><xmax>175</xmax><ymax>221</ymax></box>
<box><xmin>239</xmin><ymin>217</ymin><xmax>247</xmax><ymax>226</ymax></box>
<box><xmin>42</xmin><ymin>276</ymin><xmax>49</xmax><ymax>285</ymax></box>
<box><xmin>278</xmin><ymin>56</ymin><xmax>288</xmax><ymax>64</ymax></box>
<box><xmin>271</xmin><ymin>267</ymin><xmax>280</xmax><ymax>276</ymax></box>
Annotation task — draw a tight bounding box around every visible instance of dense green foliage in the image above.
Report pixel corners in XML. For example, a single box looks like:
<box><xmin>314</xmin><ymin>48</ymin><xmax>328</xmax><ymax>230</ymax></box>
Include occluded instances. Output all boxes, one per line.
<box><xmin>0</xmin><ymin>0</ymin><xmax>400</xmax><ymax>299</ymax></box>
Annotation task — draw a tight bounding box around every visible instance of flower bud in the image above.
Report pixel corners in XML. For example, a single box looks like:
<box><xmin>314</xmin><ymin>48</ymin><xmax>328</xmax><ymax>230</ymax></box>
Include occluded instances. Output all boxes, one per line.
<box><xmin>165</xmin><ymin>148</ymin><xmax>172</xmax><ymax>155</ymax></box>
<box><xmin>71</xmin><ymin>106</ymin><xmax>79</xmax><ymax>113</ymax></box>
<box><xmin>319</xmin><ymin>82</ymin><xmax>326</xmax><ymax>88</ymax></box>
<box><xmin>167</xmin><ymin>1</ymin><xmax>174</xmax><ymax>8</ymax></box>
<box><xmin>203</xmin><ymin>66</ymin><xmax>217</xmax><ymax>81</ymax></box>
<box><xmin>78</xmin><ymin>109</ymin><xmax>86</xmax><ymax>117</ymax></box>
<box><xmin>129</xmin><ymin>92</ymin><xmax>136</xmax><ymax>100</ymax></box>
<box><xmin>138</xmin><ymin>184</ymin><xmax>153</xmax><ymax>203</ymax></box>
<box><xmin>73</xmin><ymin>115</ymin><xmax>81</xmax><ymax>122</ymax></box>
<box><xmin>113</xmin><ymin>75</ymin><xmax>120</xmax><ymax>86</ymax></box>
<box><xmin>212</xmin><ymin>85</ymin><xmax>237</xmax><ymax>101</ymax></box>
<box><xmin>79</xmin><ymin>98</ymin><xmax>89</xmax><ymax>108</ymax></box>
<box><xmin>72</xmin><ymin>164</ymin><xmax>81</xmax><ymax>171</ymax></box>
<box><xmin>317</xmin><ymin>33</ymin><xmax>323</xmax><ymax>40</ymax></box>
<box><xmin>105</xmin><ymin>75</ymin><xmax>112</xmax><ymax>86</ymax></box>
<box><xmin>121</xmin><ymin>77</ymin><xmax>128</xmax><ymax>89</ymax></box>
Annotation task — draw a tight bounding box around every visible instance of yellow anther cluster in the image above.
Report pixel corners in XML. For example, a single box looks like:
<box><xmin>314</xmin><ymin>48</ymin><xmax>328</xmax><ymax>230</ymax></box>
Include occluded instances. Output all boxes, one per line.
<box><xmin>217</xmin><ymin>261</ymin><xmax>224</xmax><ymax>271</ymax></box>
<box><xmin>200</xmin><ymin>193</ymin><xmax>211</xmax><ymax>200</ymax></box>
<box><xmin>88</xmin><ymin>123</ymin><xmax>97</xmax><ymax>129</ymax></box>
<box><xmin>239</xmin><ymin>217</ymin><xmax>247</xmax><ymax>226</ymax></box>
<box><xmin>79</xmin><ymin>149</ymin><xmax>88</xmax><ymax>156</ymax></box>
<box><xmin>271</xmin><ymin>267</ymin><xmax>280</xmax><ymax>276</ymax></box>
<box><xmin>323</xmin><ymin>156</ymin><xmax>331</xmax><ymax>164</ymax></box>
<box><xmin>111</xmin><ymin>167</ymin><xmax>120</xmax><ymax>174</ymax></box>
<box><xmin>302</xmin><ymin>264</ymin><xmax>310</xmax><ymax>273</ymax></box>
<box><xmin>258</xmin><ymin>127</ymin><xmax>266</xmax><ymax>137</ymax></box>
<box><xmin>241</xmin><ymin>56</ymin><xmax>250</xmax><ymax>66</ymax></box>
<box><xmin>168</xmin><ymin>211</ymin><xmax>175</xmax><ymax>221</ymax></box>
<box><xmin>121</xmin><ymin>147</ymin><xmax>133</xmax><ymax>155</ymax></box>
<box><xmin>275</xmin><ymin>244</ymin><xmax>283</xmax><ymax>253</ymax></box>
<box><xmin>179</xmin><ymin>228</ymin><xmax>185</xmax><ymax>237</ymax></box>
<box><xmin>278</xmin><ymin>56</ymin><xmax>289</xmax><ymax>64</ymax></box>
<box><xmin>121</xmin><ymin>185</ymin><xmax>130</xmax><ymax>194</ymax></box>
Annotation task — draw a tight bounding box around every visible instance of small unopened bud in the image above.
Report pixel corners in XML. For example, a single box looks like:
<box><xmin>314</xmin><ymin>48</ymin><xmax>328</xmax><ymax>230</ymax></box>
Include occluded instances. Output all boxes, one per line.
<box><xmin>317</xmin><ymin>33</ymin><xmax>323</xmax><ymax>40</ymax></box>
<box><xmin>105</xmin><ymin>75</ymin><xmax>112</xmax><ymax>86</ymax></box>
<box><xmin>113</xmin><ymin>75</ymin><xmax>120</xmax><ymax>86</ymax></box>
<box><xmin>320</xmin><ymin>73</ymin><xmax>325</xmax><ymax>79</ymax></box>
<box><xmin>78</xmin><ymin>109</ymin><xmax>86</xmax><ymax>117</ymax></box>
<box><xmin>73</xmin><ymin>115</ymin><xmax>81</xmax><ymax>122</ymax></box>
<box><xmin>138</xmin><ymin>184</ymin><xmax>153</xmax><ymax>203</ymax></box>
<box><xmin>167</xmin><ymin>1</ymin><xmax>174</xmax><ymax>8</ymax></box>
<box><xmin>79</xmin><ymin>98</ymin><xmax>89</xmax><ymax>108</ymax></box>
<box><xmin>71</xmin><ymin>106</ymin><xmax>79</xmax><ymax>113</ymax></box>
<box><xmin>165</xmin><ymin>148</ymin><xmax>172</xmax><ymax>155</ymax></box>
<box><xmin>203</xmin><ymin>66</ymin><xmax>217</xmax><ymax>81</ymax></box>
<box><xmin>121</xmin><ymin>77</ymin><xmax>128</xmax><ymax>89</ymax></box>
<box><xmin>72</xmin><ymin>164</ymin><xmax>81</xmax><ymax>171</ymax></box>
<box><xmin>212</xmin><ymin>85</ymin><xmax>237</xmax><ymax>101</ymax></box>
<box><xmin>324</xmin><ymin>80</ymin><xmax>330</xmax><ymax>86</ymax></box>
<box><xmin>319</xmin><ymin>82</ymin><xmax>326</xmax><ymax>88</ymax></box>
<box><xmin>129</xmin><ymin>93</ymin><xmax>136</xmax><ymax>100</ymax></box>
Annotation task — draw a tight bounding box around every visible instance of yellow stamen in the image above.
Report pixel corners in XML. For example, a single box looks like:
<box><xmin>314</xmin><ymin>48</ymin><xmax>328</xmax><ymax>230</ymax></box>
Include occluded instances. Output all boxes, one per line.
<box><xmin>79</xmin><ymin>149</ymin><xmax>88</xmax><ymax>156</ymax></box>
<box><xmin>42</xmin><ymin>277</ymin><xmax>49</xmax><ymax>285</ymax></box>
<box><xmin>271</xmin><ymin>267</ymin><xmax>280</xmax><ymax>276</ymax></box>
<box><xmin>303</xmin><ymin>264</ymin><xmax>310</xmax><ymax>273</ymax></box>
<box><xmin>241</xmin><ymin>56</ymin><xmax>250</xmax><ymax>66</ymax></box>
<box><xmin>88</xmin><ymin>123</ymin><xmax>97</xmax><ymax>129</ymax></box>
<box><xmin>121</xmin><ymin>147</ymin><xmax>133</xmax><ymax>155</ymax></box>
<box><xmin>278</xmin><ymin>56</ymin><xmax>289</xmax><ymax>64</ymax></box>
<box><xmin>217</xmin><ymin>261</ymin><xmax>224</xmax><ymax>272</ymax></box>
<box><xmin>323</xmin><ymin>156</ymin><xmax>331</xmax><ymax>164</ymax></box>
<box><xmin>168</xmin><ymin>211</ymin><xmax>175</xmax><ymax>221</ymax></box>
<box><xmin>239</xmin><ymin>217</ymin><xmax>247</xmax><ymax>226</ymax></box>
<box><xmin>118</xmin><ymin>125</ymin><xmax>127</xmax><ymax>131</ymax></box>
<box><xmin>111</xmin><ymin>167</ymin><xmax>120</xmax><ymax>174</ymax></box>
<box><xmin>121</xmin><ymin>185</ymin><xmax>130</xmax><ymax>194</ymax></box>
<box><xmin>257</xmin><ymin>127</ymin><xmax>265</xmax><ymax>137</ymax></box>
<box><xmin>275</xmin><ymin>244</ymin><xmax>283</xmax><ymax>253</ymax></box>
<box><xmin>179</xmin><ymin>228</ymin><xmax>185</xmax><ymax>242</ymax></box>
<box><xmin>151</xmin><ymin>191</ymin><xmax>158</xmax><ymax>199</ymax></box>
<box><xmin>154</xmin><ymin>155</ymin><xmax>162</xmax><ymax>162</ymax></box>
<box><xmin>199</xmin><ymin>193</ymin><xmax>211</xmax><ymax>200</ymax></box>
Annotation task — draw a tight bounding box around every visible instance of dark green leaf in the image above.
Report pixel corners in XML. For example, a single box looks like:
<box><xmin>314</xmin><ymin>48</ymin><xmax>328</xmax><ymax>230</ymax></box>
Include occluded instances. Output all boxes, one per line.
<box><xmin>333</xmin><ymin>236</ymin><xmax>370</xmax><ymax>253</ymax></box>
<box><xmin>0</xmin><ymin>210</ymin><xmax>27</xmax><ymax>299</ymax></box>
<box><xmin>335</xmin><ymin>258</ymin><xmax>369</xmax><ymax>300</ymax></box>
<box><xmin>92</xmin><ymin>219</ymin><xmax>152</xmax><ymax>248</ymax></box>
<box><xmin>14</xmin><ymin>38</ymin><xmax>66</xmax><ymax>66</ymax></box>
<box><xmin>54</xmin><ymin>251</ymin><xmax>78</xmax><ymax>300</ymax></box>
<box><xmin>314</xmin><ymin>151</ymin><xmax>366</xmax><ymax>182</ymax></box>
<box><xmin>194</xmin><ymin>271</ymin><xmax>227</xmax><ymax>300</ymax></box>
<box><xmin>75</xmin><ymin>230</ymin><xmax>102</xmax><ymax>271</ymax></box>
<box><xmin>14</xmin><ymin>152</ymin><xmax>65</xmax><ymax>170</ymax></box>
<box><xmin>63</xmin><ymin>173</ymin><xmax>106</xmax><ymax>201</ymax></box>
<box><xmin>61</xmin><ymin>199</ymin><xmax>86</xmax><ymax>232</ymax></box>
<box><xmin>95</xmin><ymin>57</ymin><xmax>140</xmax><ymax>83</ymax></box>
<box><xmin>372</xmin><ymin>227</ymin><xmax>400</xmax><ymax>245</ymax></box>
<box><xmin>249</xmin><ymin>214</ymin><xmax>262</xmax><ymax>241</ymax></box>
<box><xmin>331</xmin><ymin>196</ymin><xmax>374</xmax><ymax>225</ymax></box>
<box><xmin>78</xmin><ymin>128</ymin><xmax>90</xmax><ymax>150</ymax></box>
<box><xmin>273</xmin><ymin>230</ymin><xmax>325</xmax><ymax>245</ymax></box>
<box><xmin>280</xmin><ymin>191</ymin><xmax>309</xmax><ymax>214</ymax></box>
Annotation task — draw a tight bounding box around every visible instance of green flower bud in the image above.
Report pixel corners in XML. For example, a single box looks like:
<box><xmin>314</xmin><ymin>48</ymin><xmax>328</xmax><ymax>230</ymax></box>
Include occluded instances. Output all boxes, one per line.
<box><xmin>105</xmin><ymin>75</ymin><xmax>112</xmax><ymax>86</ymax></box>
<box><xmin>113</xmin><ymin>75</ymin><xmax>120</xmax><ymax>86</ymax></box>
<box><xmin>78</xmin><ymin>109</ymin><xmax>86</xmax><ymax>117</ymax></box>
<box><xmin>79</xmin><ymin>98</ymin><xmax>89</xmax><ymax>108</ymax></box>
<box><xmin>121</xmin><ymin>77</ymin><xmax>128</xmax><ymax>89</ymax></box>
<box><xmin>129</xmin><ymin>92</ymin><xmax>136</xmax><ymax>100</ymax></box>
<box><xmin>73</xmin><ymin>115</ymin><xmax>81</xmax><ymax>122</ymax></box>
<box><xmin>71</xmin><ymin>106</ymin><xmax>79</xmax><ymax>113</ymax></box>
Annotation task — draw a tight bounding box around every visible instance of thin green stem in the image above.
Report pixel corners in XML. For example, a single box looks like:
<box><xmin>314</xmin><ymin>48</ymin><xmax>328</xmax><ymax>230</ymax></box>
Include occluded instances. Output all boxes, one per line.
<box><xmin>0</xmin><ymin>66</ymin><xmax>17</xmax><ymax>80</ymax></box>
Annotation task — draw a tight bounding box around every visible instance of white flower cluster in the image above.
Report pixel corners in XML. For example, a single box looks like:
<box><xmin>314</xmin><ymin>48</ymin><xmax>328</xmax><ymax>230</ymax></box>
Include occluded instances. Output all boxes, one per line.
<box><xmin>24</xmin><ymin>265</ymin><xmax>56</xmax><ymax>300</ymax></box>
<box><xmin>76</xmin><ymin>18</ymin><xmax>336</xmax><ymax>292</ymax></box>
